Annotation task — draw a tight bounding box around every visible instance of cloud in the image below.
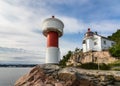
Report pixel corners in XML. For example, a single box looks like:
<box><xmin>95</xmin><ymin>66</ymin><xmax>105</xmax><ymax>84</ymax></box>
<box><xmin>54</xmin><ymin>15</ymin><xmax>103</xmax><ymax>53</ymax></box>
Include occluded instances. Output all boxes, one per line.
<box><xmin>0</xmin><ymin>0</ymin><xmax>49</xmax><ymax>63</ymax></box>
<box><xmin>88</xmin><ymin>21</ymin><xmax>120</xmax><ymax>36</ymax></box>
<box><xmin>43</xmin><ymin>0</ymin><xmax>89</xmax><ymax>5</ymax></box>
<box><xmin>0</xmin><ymin>47</ymin><xmax>45</xmax><ymax>63</ymax></box>
<box><xmin>59</xmin><ymin>16</ymin><xmax>84</xmax><ymax>33</ymax></box>
<box><xmin>60</xmin><ymin>39</ymin><xmax>81</xmax><ymax>56</ymax></box>
<box><xmin>59</xmin><ymin>16</ymin><xmax>119</xmax><ymax>37</ymax></box>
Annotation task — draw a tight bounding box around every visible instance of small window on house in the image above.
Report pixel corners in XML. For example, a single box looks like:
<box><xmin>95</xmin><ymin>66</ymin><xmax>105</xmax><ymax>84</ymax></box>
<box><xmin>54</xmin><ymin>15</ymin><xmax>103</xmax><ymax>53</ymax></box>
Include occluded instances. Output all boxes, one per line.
<box><xmin>94</xmin><ymin>42</ymin><xmax>97</xmax><ymax>45</ymax></box>
<box><xmin>111</xmin><ymin>43</ymin><xmax>114</xmax><ymax>46</ymax></box>
<box><xmin>82</xmin><ymin>40</ymin><xmax>86</xmax><ymax>44</ymax></box>
<box><xmin>104</xmin><ymin>40</ymin><xmax>106</xmax><ymax>45</ymax></box>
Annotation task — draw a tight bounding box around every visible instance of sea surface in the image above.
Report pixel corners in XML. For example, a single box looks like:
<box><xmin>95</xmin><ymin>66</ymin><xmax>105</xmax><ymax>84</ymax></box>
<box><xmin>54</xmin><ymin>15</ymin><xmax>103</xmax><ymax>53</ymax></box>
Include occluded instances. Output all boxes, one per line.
<box><xmin>0</xmin><ymin>67</ymin><xmax>32</xmax><ymax>86</ymax></box>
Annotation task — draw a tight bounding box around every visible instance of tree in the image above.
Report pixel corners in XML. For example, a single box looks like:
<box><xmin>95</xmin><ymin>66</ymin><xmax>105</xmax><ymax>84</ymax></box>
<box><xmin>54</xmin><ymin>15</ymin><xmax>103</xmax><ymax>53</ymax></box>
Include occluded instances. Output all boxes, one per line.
<box><xmin>108</xmin><ymin>29</ymin><xmax>120</xmax><ymax>44</ymax></box>
<box><xmin>108</xmin><ymin>29</ymin><xmax>120</xmax><ymax>58</ymax></box>
<box><xmin>109</xmin><ymin>43</ymin><xmax>120</xmax><ymax>58</ymax></box>
<box><xmin>59</xmin><ymin>51</ymin><xmax>72</xmax><ymax>67</ymax></box>
<box><xmin>75</xmin><ymin>48</ymin><xmax>80</xmax><ymax>52</ymax></box>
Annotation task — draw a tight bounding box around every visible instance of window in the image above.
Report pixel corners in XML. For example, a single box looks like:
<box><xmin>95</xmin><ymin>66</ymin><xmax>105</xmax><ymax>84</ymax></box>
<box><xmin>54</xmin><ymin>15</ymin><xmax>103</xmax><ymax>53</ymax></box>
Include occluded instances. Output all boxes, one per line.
<box><xmin>104</xmin><ymin>40</ymin><xmax>106</xmax><ymax>45</ymax></box>
<box><xmin>94</xmin><ymin>42</ymin><xmax>97</xmax><ymax>45</ymax></box>
<box><xmin>82</xmin><ymin>40</ymin><xmax>86</xmax><ymax>44</ymax></box>
<box><xmin>111</xmin><ymin>43</ymin><xmax>114</xmax><ymax>46</ymax></box>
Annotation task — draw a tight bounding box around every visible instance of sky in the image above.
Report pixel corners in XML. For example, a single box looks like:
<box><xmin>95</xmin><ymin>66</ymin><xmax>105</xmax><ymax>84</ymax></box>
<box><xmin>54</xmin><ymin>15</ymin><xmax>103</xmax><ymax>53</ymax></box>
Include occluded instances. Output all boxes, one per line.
<box><xmin>0</xmin><ymin>0</ymin><xmax>120</xmax><ymax>64</ymax></box>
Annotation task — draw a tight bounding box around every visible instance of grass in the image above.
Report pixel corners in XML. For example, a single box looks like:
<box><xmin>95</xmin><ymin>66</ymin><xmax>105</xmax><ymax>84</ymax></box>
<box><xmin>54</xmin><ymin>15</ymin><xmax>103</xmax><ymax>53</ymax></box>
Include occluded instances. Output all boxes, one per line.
<box><xmin>108</xmin><ymin>60</ymin><xmax>120</xmax><ymax>71</ymax></box>
<box><xmin>108</xmin><ymin>60</ymin><xmax>120</xmax><ymax>67</ymax></box>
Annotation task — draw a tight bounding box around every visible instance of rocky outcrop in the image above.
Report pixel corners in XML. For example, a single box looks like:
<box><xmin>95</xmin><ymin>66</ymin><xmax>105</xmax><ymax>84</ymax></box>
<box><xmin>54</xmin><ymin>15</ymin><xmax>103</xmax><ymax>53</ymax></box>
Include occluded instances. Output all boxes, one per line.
<box><xmin>15</xmin><ymin>65</ymin><xmax>120</xmax><ymax>86</ymax></box>
<box><xmin>15</xmin><ymin>65</ymin><xmax>95</xmax><ymax>86</ymax></box>
<box><xmin>14</xmin><ymin>64</ymin><xmax>60</xmax><ymax>86</ymax></box>
<box><xmin>59</xmin><ymin>67</ymin><xmax>120</xmax><ymax>86</ymax></box>
<box><xmin>66</xmin><ymin>51</ymin><xmax>117</xmax><ymax>66</ymax></box>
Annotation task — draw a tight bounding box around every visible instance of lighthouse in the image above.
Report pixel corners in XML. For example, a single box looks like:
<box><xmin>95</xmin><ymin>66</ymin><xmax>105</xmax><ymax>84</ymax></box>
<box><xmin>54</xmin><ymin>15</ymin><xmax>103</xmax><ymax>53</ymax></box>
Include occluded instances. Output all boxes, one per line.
<box><xmin>42</xmin><ymin>16</ymin><xmax>64</xmax><ymax>63</ymax></box>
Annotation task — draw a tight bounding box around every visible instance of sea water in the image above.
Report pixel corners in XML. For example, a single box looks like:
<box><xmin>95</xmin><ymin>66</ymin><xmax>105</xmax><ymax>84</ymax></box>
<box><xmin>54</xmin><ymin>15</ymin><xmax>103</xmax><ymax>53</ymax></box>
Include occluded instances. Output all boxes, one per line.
<box><xmin>0</xmin><ymin>67</ymin><xmax>31</xmax><ymax>86</ymax></box>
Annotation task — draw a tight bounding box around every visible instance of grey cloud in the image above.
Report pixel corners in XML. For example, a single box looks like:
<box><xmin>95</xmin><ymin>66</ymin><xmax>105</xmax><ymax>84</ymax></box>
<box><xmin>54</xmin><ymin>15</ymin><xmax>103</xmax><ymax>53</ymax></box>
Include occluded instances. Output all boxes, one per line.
<box><xmin>32</xmin><ymin>29</ymin><xmax>42</xmax><ymax>34</ymax></box>
<box><xmin>13</xmin><ymin>56</ymin><xmax>44</xmax><ymax>60</ymax></box>
<box><xmin>0</xmin><ymin>47</ymin><xmax>27</xmax><ymax>53</ymax></box>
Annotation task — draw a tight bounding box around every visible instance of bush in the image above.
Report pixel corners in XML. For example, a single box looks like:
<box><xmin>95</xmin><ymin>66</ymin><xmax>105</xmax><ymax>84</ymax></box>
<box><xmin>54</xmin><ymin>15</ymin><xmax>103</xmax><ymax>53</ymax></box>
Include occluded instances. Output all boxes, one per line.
<box><xmin>80</xmin><ymin>62</ymin><xmax>98</xmax><ymax>69</ymax></box>
<box><xmin>109</xmin><ymin>43</ymin><xmax>120</xmax><ymax>58</ymax></box>
<box><xmin>108</xmin><ymin>60</ymin><xmax>120</xmax><ymax>67</ymax></box>
<box><xmin>111</xmin><ymin>67</ymin><xmax>120</xmax><ymax>71</ymax></box>
<box><xmin>108</xmin><ymin>29</ymin><xmax>120</xmax><ymax>44</ymax></box>
<box><xmin>100</xmin><ymin>63</ymin><xmax>110</xmax><ymax>70</ymax></box>
<box><xmin>59</xmin><ymin>51</ymin><xmax>72</xmax><ymax>67</ymax></box>
<box><xmin>80</xmin><ymin>62</ymin><xmax>110</xmax><ymax>70</ymax></box>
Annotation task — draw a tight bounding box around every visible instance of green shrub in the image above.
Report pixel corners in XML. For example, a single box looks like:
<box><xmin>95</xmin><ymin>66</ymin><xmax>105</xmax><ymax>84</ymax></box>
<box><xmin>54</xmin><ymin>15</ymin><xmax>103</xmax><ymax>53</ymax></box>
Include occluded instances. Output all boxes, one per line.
<box><xmin>80</xmin><ymin>62</ymin><xmax>110</xmax><ymax>70</ymax></box>
<box><xmin>108</xmin><ymin>60</ymin><xmax>120</xmax><ymax>67</ymax></box>
<box><xmin>100</xmin><ymin>63</ymin><xmax>110</xmax><ymax>70</ymax></box>
<box><xmin>109</xmin><ymin>43</ymin><xmax>120</xmax><ymax>58</ymax></box>
<box><xmin>108</xmin><ymin>30</ymin><xmax>120</xmax><ymax>58</ymax></box>
<box><xmin>108</xmin><ymin>60</ymin><xmax>120</xmax><ymax>71</ymax></box>
<box><xmin>59</xmin><ymin>48</ymin><xmax>81</xmax><ymax>67</ymax></box>
<box><xmin>80</xmin><ymin>62</ymin><xmax>98</xmax><ymax>69</ymax></box>
<box><xmin>108</xmin><ymin>29</ymin><xmax>120</xmax><ymax>44</ymax></box>
<box><xmin>112</xmin><ymin>68</ymin><xmax>120</xmax><ymax>71</ymax></box>
<box><xmin>59</xmin><ymin>51</ymin><xmax>72</xmax><ymax>67</ymax></box>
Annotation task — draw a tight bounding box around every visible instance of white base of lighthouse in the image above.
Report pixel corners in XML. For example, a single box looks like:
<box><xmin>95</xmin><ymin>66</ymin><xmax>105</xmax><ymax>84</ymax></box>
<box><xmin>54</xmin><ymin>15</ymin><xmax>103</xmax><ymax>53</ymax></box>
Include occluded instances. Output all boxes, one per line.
<box><xmin>46</xmin><ymin>47</ymin><xmax>60</xmax><ymax>64</ymax></box>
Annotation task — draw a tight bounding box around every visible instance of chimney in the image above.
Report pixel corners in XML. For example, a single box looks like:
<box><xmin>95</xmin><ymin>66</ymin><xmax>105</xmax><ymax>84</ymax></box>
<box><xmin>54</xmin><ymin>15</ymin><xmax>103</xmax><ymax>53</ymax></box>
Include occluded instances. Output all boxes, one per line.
<box><xmin>88</xmin><ymin>28</ymin><xmax>90</xmax><ymax>32</ymax></box>
<box><xmin>52</xmin><ymin>16</ymin><xmax>55</xmax><ymax>18</ymax></box>
<box><xmin>95</xmin><ymin>31</ymin><xmax>98</xmax><ymax>35</ymax></box>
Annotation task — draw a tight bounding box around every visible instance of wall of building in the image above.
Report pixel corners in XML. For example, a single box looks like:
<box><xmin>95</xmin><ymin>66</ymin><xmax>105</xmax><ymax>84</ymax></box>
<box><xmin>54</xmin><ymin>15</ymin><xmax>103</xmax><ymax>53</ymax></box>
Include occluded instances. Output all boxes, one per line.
<box><xmin>82</xmin><ymin>34</ymin><xmax>115</xmax><ymax>52</ymax></box>
<box><xmin>101</xmin><ymin>38</ymin><xmax>115</xmax><ymax>50</ymax></box>
<box><xmin>83</xmin><ymin>43</ymin><xmax>87</xmax><ymax>52</ymax></box>
<box><xmin>83</xmin><ymin>37</ymin><xmax>94</xmax><ymax>52</ymax></box>
<box><xmin>86</xmin><ymin>39</ymin><xmax>92</xmax><ymax>51</ymax></box>
<box><xmin>92</xmin><ymin>35</ymin><xmax>102</xmax><ymax>51</ymax></box>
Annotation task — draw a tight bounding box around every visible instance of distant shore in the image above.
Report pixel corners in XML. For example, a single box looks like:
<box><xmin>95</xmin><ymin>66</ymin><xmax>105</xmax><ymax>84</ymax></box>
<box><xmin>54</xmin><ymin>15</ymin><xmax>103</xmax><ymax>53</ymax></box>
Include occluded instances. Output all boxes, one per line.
<box><xmin>0</xmin><ymin>64</ymin><xmax>37</xmax><ymax>67</ymax></box>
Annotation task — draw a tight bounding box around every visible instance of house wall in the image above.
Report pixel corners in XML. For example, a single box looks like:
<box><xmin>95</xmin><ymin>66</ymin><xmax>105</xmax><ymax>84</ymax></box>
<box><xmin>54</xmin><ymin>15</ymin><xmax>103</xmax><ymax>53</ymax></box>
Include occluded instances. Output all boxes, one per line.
<box><xmin>86</xmin><ymin>38</ymin><xmax>94</xmax><ymax>51</ymax></box>
<box><xmin>82</xmin><ymin>34</ymin><xmax>115</xmax><ymax>52</ymax></box>
<box><xmin>92</xmin><ymin>35</ymin><xmax>102</xmax><ymax>51</ymax></box>
<box><xmin>83</xmin><ymin>37</ymin><xmax>94</xmax><ymax>52</ymax></box>
<box><xmin>83</xmin><ymin>43</ymin><xmax>87</xmax><ymax>52</ymax></box>
<box><xmin>101</xmin><ymin>38</ymin><xmax>115</xmax><ymax>50</ymax></box>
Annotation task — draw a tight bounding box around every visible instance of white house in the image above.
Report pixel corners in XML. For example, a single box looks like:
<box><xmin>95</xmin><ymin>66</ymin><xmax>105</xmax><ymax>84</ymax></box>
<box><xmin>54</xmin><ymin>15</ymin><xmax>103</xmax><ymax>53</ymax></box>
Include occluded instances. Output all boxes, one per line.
<box><xmin>82</xmin><ymin>28</ymin><xmax>115</xmax><ymax>52</ymax></box>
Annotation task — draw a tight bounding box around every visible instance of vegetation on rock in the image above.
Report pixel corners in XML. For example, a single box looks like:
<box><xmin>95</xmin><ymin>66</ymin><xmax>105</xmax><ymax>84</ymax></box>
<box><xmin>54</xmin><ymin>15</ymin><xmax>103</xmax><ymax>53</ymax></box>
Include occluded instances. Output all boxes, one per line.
<box><xmin>59</xmin><ymin>48</ymin><xmax>81</xmax><ymax>67</ymax></box>
<box><xmin>79</xmin><ymin>60</ymin><xmax>120</xmax><ymax>71</ymax></box>
<box><xmin>108</xmin><ymin>60</ymin><xmax>120</xmax><ymax>71</ymax></box>
<box><xmin>79</xmin><ymin>62</ymin><xmax>110</xmax><ymax>70</ymax></box>
<box><xmin>59</xmin><ymin>51</ymin><xmax>72</xmax><ymax>67</ymax></box>
<box><xmin>109</xmin><ymin>60</ymin><xmax>120</xmax><ymax>67</ymax></box>
<box><xmin>108</xmin><ymin>29</ymin><xmax>120</xmax><ymax>58</ymax></box>
<box><xmin>108</xmin><ymin>29</ymin><xmax>120</xmax><ymax>44</ymax></box>
<box><xmin>109</xmin><ymin>44</ymin><xmax>120</xmax><ymax>58</ymax></box>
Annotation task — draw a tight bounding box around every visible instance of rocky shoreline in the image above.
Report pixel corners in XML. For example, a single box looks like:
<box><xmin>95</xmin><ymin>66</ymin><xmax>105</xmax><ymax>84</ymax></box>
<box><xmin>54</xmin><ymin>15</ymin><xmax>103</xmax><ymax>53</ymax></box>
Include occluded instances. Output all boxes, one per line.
<box><xmin>15</xmin><ymin>64</ymin><xmax>120</xmax><ymax>86</ymax></box>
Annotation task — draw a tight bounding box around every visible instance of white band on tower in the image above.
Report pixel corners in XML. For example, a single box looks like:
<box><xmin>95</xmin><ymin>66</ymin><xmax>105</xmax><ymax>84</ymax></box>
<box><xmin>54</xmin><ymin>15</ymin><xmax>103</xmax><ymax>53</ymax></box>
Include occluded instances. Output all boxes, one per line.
<box><xmin>46</xmin><ymin>47</ymin><xmax>60</xmax><ymax>63</ymax></box>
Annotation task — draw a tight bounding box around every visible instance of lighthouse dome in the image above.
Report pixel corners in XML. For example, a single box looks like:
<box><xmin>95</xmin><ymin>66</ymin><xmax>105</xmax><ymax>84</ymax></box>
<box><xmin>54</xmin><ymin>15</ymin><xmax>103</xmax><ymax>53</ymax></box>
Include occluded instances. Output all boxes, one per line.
<box><xmin>42</xmin><ymin>16</ymin><xmax>64</xmax><ymax>37</ymax></box>
<box><xmin>85</xmin><ymin>28</ymin><xmax>94</xmax><ymax>37</ymax></box>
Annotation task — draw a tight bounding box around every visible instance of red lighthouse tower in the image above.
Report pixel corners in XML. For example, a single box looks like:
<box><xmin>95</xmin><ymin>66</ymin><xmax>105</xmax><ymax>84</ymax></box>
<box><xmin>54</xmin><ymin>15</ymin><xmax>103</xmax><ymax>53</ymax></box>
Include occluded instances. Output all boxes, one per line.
<box><xmin>42</xmin><ymin>16</ymin><xmax>64</xmax><ymax>63</ymax></box>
